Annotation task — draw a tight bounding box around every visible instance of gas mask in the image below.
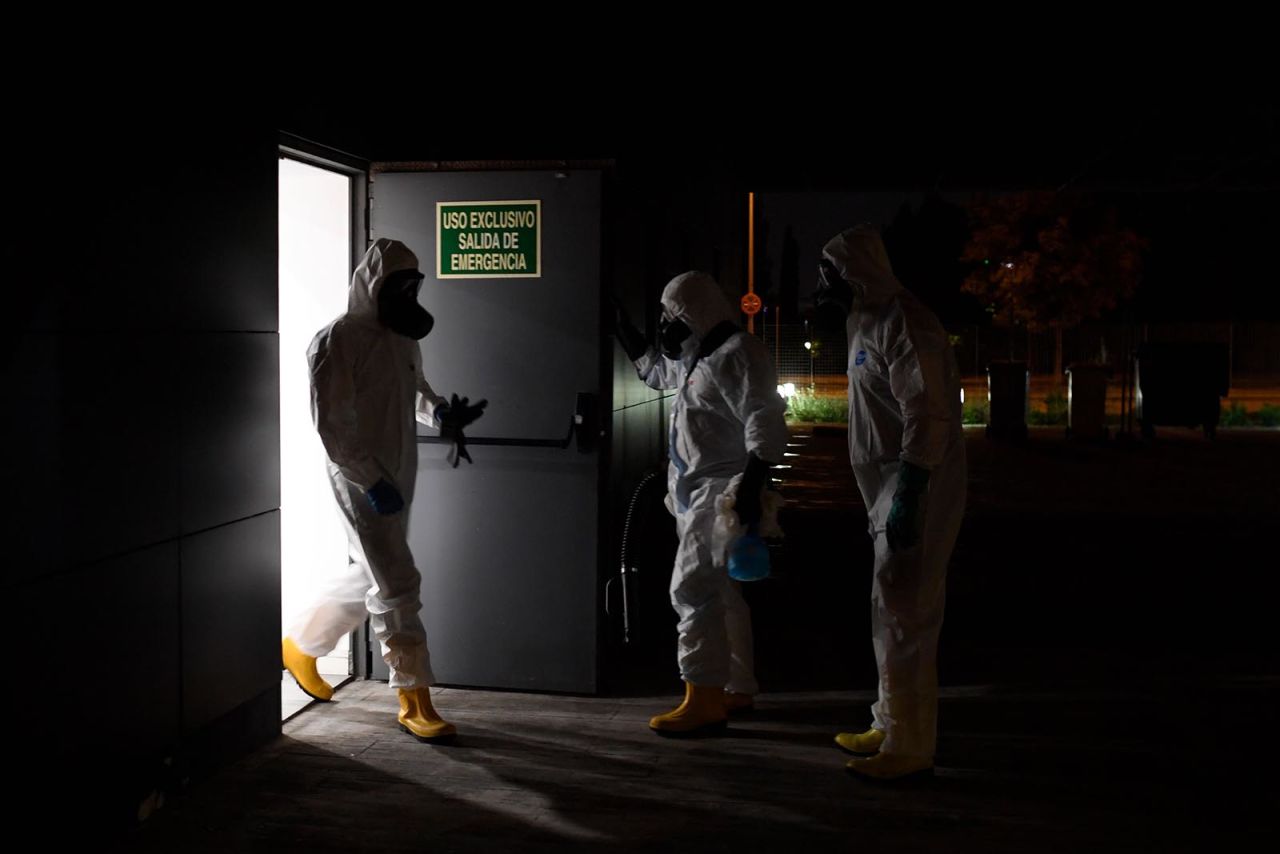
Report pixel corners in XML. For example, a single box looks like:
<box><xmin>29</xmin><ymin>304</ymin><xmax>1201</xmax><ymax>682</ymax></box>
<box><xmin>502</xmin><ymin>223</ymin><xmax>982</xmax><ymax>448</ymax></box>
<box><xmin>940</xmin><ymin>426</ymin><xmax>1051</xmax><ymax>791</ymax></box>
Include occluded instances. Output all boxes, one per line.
<box><xmin>814</xmin><ymin>258</ymin><xmax>856</xmax><ymax>333</ymax></box>
<box><xmin>377</xmin><ymin>269</ymin><xmax>435</xmax><ymax>340</ymax></box>
<box><xmin>658</xmin><ymin>313</ymin><xmax>695</xmax><ymax>360</ymax></box>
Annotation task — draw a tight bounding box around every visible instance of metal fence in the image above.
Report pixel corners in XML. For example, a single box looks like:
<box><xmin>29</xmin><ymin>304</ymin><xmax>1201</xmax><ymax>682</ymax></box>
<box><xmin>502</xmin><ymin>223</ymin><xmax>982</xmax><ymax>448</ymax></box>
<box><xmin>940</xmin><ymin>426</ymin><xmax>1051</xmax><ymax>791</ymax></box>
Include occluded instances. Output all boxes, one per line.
<box><xmin>757</xmin><ymin>316</ymin><xmax>848</xmax><ymax>397</ymax></box>
<box><xmin>759</xmin><ymin>318</ymin><xmax>1280</xmax><ymax>392</ymax></box>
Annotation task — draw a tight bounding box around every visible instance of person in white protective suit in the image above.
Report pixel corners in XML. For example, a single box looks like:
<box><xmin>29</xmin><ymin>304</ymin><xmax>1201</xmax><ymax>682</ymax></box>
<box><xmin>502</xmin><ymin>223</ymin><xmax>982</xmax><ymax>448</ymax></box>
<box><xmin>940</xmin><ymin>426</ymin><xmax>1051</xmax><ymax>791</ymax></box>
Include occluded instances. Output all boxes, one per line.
<box><xmin>815</xmin><ymin>225</ymin><xmax>967</xmax><ymax>780</ymax></box>
<box><xmin>282</xmin><ymin>238</ymin><xmax>486</xmax><ymax>742</ymax></box>
<box><xmin>613</xmin><ymin>272</ymin><xmax>788</xmax><ymax>735</ymax></box>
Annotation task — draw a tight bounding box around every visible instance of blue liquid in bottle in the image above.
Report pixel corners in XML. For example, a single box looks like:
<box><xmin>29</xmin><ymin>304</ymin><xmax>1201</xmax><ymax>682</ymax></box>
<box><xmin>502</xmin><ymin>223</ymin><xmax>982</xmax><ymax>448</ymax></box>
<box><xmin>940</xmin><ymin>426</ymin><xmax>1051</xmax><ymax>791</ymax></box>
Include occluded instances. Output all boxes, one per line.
<box><xmin>728</xmin><ymin>529</ymin><xmax>770</xmax><ymax>582</ymax></box>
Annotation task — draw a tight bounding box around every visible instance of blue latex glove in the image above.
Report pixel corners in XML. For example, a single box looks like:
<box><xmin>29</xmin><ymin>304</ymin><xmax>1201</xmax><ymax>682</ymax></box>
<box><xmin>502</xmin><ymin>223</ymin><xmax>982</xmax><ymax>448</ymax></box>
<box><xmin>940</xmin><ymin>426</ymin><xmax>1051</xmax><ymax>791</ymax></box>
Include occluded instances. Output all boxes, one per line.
<box><xmin>885</xmin><ymin>461</ymin><xmax>930</xmax><ymax>552</ymax></box>
<box><xmin>365</xmin><ymin>478</ymin><xmax>405</xmax><ymax>515</ymax></box>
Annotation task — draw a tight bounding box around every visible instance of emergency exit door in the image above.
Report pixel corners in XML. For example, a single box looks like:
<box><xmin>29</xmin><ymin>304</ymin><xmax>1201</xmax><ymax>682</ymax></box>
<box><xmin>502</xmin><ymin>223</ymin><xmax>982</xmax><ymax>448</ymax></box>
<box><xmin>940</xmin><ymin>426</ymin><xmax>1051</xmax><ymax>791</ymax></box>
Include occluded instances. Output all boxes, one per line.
<box><xmin>370</xmin><ymin>168</ymin><xmax>603</xmax><ymax>692</ymax></box>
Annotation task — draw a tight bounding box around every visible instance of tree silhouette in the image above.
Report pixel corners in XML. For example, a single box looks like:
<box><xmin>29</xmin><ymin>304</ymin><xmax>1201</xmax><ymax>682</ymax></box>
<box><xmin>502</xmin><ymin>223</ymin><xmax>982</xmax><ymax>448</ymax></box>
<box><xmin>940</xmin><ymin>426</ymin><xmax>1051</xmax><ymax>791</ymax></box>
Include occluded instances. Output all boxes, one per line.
<box><xmin>961</xmin><ymin>192</ymin><xmax>1145</xmax><ymax>379</ymax></box>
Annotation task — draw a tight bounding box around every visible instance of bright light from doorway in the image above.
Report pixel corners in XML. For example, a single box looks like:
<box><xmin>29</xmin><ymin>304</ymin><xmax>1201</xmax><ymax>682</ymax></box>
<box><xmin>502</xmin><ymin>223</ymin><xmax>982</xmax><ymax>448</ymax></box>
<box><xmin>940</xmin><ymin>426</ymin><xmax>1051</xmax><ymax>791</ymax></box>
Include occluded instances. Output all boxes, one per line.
<box><xmin>278</xmin><ymin>158</ymin><xmax>352</xmax><ymax>699</ymax></box>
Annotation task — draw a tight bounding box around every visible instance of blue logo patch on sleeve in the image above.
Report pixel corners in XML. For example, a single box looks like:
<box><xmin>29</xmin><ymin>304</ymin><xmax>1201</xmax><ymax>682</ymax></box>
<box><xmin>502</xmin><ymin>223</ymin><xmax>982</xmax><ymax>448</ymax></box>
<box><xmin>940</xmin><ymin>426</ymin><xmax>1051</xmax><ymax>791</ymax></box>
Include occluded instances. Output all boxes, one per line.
<box><xmin>855</xmin><ymin>349</ymin><xmax>868</xmax><ymax>366</ymax></box>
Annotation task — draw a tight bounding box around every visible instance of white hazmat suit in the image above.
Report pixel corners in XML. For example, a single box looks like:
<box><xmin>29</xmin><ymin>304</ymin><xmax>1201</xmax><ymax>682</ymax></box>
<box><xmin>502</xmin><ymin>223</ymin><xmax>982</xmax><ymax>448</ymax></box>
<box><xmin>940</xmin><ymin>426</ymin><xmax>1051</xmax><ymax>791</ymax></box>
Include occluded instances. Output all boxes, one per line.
<box><xmin>287</xmin><ymin>239</ymin><xmax>446</xmax><ymax>689</ymax></box>
<box><xmin>824</xmin><ymin>226</ymin><xmax>967</xmax><ymax>768</ymax></box>
<box><xmin>633</xmin><ymin>272</ymin><xmax>788</xmax><ymax>694</ymax></box>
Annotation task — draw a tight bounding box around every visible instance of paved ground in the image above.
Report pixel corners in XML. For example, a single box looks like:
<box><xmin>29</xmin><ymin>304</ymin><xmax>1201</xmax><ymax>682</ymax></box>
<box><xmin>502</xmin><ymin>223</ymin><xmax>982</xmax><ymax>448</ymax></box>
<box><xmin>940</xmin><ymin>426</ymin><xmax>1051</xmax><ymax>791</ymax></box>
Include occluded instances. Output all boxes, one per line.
<box><xmin>126</xmin><ymin>428</ymin><xmax>1279</xmax><ymax>852</ymax></box>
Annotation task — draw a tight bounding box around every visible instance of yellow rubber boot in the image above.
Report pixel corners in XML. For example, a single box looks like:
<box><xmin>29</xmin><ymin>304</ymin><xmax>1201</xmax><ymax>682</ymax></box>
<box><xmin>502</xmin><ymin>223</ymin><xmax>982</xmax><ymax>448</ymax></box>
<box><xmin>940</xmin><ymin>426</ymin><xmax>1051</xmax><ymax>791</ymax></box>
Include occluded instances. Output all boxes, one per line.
<box><xmin>649</xmin><ymin>682</ymin><xmax>727</xmax><ymax>735</ymax></box>
<box><xmin>725</xmin><ymin>692</ymin><xmax>755</xmax><ymax>713</ymax></box>
<box><xmin>397</xmin><ymin>687</ymin><xmax>457</xmax><ymax>742</ymax></box>
<box><xmin>845</xmin><ymin>752</ymin><xmax>934</xmax><ymax>781</ymax></box>
<box><xmin>282</xmin><ymin>637</ymin><xmax>334</xmax><ymax>702</ymax></box>
<box><xmin>834</xmin><ymin>727</ymin><xmax>885</xmax><ymax>756</ymax></box>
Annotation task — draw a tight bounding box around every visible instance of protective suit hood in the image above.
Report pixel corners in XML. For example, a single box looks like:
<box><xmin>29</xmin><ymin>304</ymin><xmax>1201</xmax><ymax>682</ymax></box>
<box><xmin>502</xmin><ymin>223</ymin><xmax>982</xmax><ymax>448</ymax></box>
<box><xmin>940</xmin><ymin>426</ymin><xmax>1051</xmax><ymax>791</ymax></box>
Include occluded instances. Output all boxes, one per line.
<box><xmin>349</xmin><ymin>238</ymin><xmax>420</xmax><ymax>321</ymax></box>
<box><xmin>821</xmin><ymin>225</ymin><xmax>904</xmax><ymax>309</ymax></box>
<box><xmin>660</xmin><ymin>272</ymin><xmax>739</xmax><ymax>339</ymax></box>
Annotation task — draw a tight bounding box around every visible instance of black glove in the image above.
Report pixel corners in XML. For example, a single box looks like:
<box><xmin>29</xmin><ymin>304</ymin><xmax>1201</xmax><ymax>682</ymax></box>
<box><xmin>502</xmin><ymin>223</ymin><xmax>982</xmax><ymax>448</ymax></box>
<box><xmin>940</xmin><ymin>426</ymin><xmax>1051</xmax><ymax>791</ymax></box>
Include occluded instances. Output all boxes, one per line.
<box><xmin>437</xmin><ymin>393</ymin><xmax>488</xmax><ymax>432</ymax></box>
<box><xmin>735</xmin><ymin>454</ymin><xmax>771</xmax><ymax>529</ymax></box>
<box><xmin>443</xmin><ymin>427</ymin><xmax>472</xmax><ymax>468</ymax></box>
<box><xmin>610</xmin><ymin>299</ymin><xmax>648</xmax><ymax>361</ymax></box>
<box><xmin>365</xmin><ymin>478</ymin><xmax>405</xmax><ymax>515</ymax></box>
<box><xmin>886</xmin><ymin>460</ymin><xmax>930</xmax><ymax>552</ymax></box>
<box><xmin>436</xmin><ymin>394</ymin><xmax>487</xmax><ymax>468</ymax></box>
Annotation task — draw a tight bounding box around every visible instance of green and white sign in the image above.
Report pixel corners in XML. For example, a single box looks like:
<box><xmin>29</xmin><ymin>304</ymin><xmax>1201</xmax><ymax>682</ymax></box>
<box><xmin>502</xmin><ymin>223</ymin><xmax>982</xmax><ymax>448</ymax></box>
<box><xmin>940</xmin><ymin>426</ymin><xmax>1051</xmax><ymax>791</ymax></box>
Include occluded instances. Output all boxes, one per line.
<box><xmin>437</xmin><ymin>200</ymin><xmax>541</xmax><ymax>279</ymax></box>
